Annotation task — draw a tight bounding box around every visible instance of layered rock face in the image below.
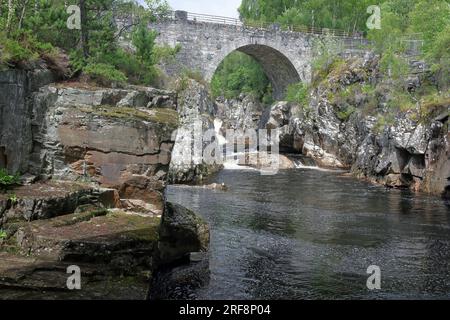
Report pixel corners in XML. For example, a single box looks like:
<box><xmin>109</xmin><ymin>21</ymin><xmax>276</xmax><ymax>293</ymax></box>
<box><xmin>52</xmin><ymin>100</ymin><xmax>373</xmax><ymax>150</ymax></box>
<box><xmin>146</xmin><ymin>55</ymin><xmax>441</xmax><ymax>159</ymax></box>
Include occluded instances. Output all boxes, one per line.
<box><xmin>259</xmin><ymin>55</ymin><xmax>449</xmax><ymax>198</ymax></box>
<box><xmin>0</xmin><ymin>66</ymin><xmax>56</xmax><ymax>174</ymax></box>
<box><xmin>0</xmin><ymin>69</ymin><xmax>210</xmax><ymax>299</ymax></box>
<box><xmin>169</xmin><ymin>80</ymin><xmax>222</xmax><ymax>183</ymax></box>
<box><xmin>27</xmin><ymin>84</ymin><xmax>179</xmax><ymax>214</ymax></box>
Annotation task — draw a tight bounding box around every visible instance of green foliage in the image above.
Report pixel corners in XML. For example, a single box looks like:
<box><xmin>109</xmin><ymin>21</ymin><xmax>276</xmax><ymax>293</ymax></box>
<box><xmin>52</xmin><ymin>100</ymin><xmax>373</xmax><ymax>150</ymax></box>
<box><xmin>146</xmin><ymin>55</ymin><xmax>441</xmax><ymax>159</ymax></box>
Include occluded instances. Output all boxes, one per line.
<box><xmin>286</xmin><ymin>82</ymin><xmax>310</xmax><ymax>106</ymax></box>
<box><xmin>153</xmin><ymin>44</ymin><xmax>182</xmax><ymax>64</ymax></box>
<box><xmin>23</xmin><ymin>0</ymin><xmax>78</xmax><ymax>52</ymax></box>
<box><xmin>336</xmin><ymin>106</ymin><xmax>356</xmax><ymax>121</ymax></box>
<box><xmin>239</xmin><ymin>0</ymin><xmax>381</xmax><ymax>33</ymax></box>
<box><xmin>0</xmin><ymin>0</ymin><xmax>174</xmax><ymax>88</ymax></box>
<box><xmin>211</xmin><ymin>52</ymin><xmax>272</xmax><ymax>103</ymax></box>
<box><xmin>0</xmin><ymin>30</ymin><xmax>55</xmax><ymax>68</ymax></box>
<box><xmin>0</xmin><ymin>169</ymin><xmax>19</xmax><ymax>193</ymax></box>
<box><xmin>0</xmin><ymin>230</ymin><xmax>7</xmax><ymax>240</ymax></box>
<box><xmin>8</xmin><ymin>193</ymin><xmax>18</xmax><ymax>204</ymax></box>
<box><xmin>132</xmin><ymin>24</ymin><xmax>158</xmax><ymax>65</ymax></box>
<box><xmin>83</xmin><ymin>63</ymin><xmax>128</xmax><ymax>85</ymax></box>
<box><xmin>409</xmin><ymin>0</ymin><xmax>450</xmax><ymax>56</ymax></box>
<box><xmin>416</xmin><ymin>91</ymin><xmax>450</xmax><ymax>122</ymax></box>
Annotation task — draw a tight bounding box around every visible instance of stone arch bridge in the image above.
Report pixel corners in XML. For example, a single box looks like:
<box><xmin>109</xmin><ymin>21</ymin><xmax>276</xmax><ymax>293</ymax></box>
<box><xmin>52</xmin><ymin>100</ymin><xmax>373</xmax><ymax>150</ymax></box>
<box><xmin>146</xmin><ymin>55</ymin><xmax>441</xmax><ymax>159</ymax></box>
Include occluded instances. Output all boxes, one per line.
<box><xmin>151</xmin><ymin>11</ymin><xmax>367</xmax><ymax>99</ymax></box>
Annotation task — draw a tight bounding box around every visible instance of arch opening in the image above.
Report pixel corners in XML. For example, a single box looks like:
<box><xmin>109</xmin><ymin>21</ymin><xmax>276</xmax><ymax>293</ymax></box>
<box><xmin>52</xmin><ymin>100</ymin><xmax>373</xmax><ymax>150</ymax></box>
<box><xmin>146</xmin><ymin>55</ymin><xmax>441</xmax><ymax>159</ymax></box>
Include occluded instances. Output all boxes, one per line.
<box><xmin>213</xmin><ymin>44</ymin><xmax>301</xmax><ymax>101</ymax></box>
<box><xmin>211</xmin><ymin>51</ymin><xmax>273</xmax><ymax>105</ymax></box>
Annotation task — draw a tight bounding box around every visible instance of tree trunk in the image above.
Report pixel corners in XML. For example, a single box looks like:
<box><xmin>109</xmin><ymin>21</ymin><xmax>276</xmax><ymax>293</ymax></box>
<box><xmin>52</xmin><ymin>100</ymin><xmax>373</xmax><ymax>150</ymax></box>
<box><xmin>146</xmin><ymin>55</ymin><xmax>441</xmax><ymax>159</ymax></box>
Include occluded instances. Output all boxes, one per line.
<box><xmin>80</xmin><ymin>0</ymin><xmax>89</xmax><ymax>58</ymax></box>
<box><xmin>18</xmin><ymin>0</ymin><xmax>29</xmax><ymax>30</ymax></box>
<box><xmin>6</xmin><ymin>0</ymin><xmax>14</xmax><ymax>35</ymax></box>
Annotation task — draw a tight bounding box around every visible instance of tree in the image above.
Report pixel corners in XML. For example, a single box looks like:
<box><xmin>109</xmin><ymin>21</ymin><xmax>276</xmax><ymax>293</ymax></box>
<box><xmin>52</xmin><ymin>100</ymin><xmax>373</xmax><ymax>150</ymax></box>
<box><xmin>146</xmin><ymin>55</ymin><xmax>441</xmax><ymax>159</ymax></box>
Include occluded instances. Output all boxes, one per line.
<box><xmin>132</xmin><ymin>23</ymin><xmax>157</xmax><ymax>65</ymax></box>
<box><xmin>6</xmin><ymin>0</ymin><xmax>15</xmax><ymax>35</ymax></box>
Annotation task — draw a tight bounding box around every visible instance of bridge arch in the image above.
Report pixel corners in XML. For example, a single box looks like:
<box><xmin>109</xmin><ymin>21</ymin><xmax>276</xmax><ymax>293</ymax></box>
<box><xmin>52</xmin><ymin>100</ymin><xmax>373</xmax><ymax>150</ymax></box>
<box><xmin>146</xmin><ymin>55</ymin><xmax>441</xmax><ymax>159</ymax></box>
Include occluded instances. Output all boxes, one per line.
<box><xmin>150</xmin><ymin>11</ymin><xmax>331</xmax><ymax>99</ymax></box>
<box><xmin>208</xmin><ymin>44</ymin><xmax>302</xmax><ymax>100</ymax></box>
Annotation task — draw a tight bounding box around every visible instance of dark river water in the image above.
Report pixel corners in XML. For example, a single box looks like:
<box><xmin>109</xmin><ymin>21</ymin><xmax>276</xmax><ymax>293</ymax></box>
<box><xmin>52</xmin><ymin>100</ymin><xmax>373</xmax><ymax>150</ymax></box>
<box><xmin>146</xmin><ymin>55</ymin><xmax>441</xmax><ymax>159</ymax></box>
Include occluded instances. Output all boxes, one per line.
<box><xmin>166</xmin><ymin>168</ymin><xmax>450</xmax><ymax>300</ymax></box>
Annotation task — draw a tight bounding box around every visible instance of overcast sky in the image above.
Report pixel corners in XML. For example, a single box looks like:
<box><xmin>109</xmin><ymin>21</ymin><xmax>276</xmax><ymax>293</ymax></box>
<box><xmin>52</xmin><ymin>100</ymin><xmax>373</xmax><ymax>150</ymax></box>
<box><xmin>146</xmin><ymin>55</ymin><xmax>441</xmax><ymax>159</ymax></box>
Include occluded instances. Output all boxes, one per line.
<box><xmin>166</xmin><ymin>0</ymin><xmax>241</xmax><ymax>18</ymax></box>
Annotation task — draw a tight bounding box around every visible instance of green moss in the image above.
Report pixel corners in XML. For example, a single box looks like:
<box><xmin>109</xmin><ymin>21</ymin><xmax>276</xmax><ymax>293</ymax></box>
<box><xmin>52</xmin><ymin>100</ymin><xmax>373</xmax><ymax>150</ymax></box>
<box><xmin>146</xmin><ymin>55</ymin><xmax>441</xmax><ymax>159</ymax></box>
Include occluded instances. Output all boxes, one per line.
<box><xmin>149</xmin><ymin>108</ymin><xmax>180</xmax><ymax>128</ymax></box>
<box><xmin>85</xmin><ymin>106</ymin><xmax>179</xmax><ymax>127</ymax></box>
<box><xmin>418</xmin><ymin>94</ymin><xmax>450</xmax><ymax>122</ymax></box>
<box><xmin>52</xmin><ymin>209</ymin><xmax>109</xmax><ymax>228</ymax></box>
<box><xmin>106</xmin><ymin>211</ymin><xmax>161</xmax><ymax>242</ymax></box>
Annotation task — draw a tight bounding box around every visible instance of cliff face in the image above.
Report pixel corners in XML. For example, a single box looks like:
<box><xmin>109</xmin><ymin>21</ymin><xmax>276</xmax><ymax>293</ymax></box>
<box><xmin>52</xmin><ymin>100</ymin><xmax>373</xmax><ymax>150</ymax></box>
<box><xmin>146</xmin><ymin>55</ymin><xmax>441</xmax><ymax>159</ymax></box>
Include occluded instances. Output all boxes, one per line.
<box><xmin>0</xmin><ymin>67</ymin><xmax>56</xmax><ymax>174</ymax></box>
<box><xmin>28</xmin><ymin>85</ymin><xmax>179</xmax><ymax>214</ymax></box>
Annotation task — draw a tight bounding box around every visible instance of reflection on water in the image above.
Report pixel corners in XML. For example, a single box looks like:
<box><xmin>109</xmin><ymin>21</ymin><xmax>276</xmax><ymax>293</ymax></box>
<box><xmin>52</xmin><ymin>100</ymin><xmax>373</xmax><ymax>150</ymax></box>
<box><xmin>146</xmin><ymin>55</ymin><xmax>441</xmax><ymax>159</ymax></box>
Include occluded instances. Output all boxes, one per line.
<box><xmin>166</xmin><ymin>169</ymin><xmax>450</xmax><ymax>300</ymax></box>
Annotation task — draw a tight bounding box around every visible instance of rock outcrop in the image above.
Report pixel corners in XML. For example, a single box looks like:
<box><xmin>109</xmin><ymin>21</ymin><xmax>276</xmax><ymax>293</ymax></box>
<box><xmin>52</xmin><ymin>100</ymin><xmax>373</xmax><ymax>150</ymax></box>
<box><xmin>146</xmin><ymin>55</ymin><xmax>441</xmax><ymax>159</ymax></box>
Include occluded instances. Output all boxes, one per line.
<box><xmin>269</xmin><ymin>54</ymin><xmax>449</xmax><ymax>197</ymax></box>
<box><xmin>0</xmin><ymin>68</ymin><xmax>212</xmax><ymax>299</ymax></box>
<box><xmin>169</xmin><ymin>80</ymin><xmax>222</xmax><ymax>183</ymax></box>
<box><xmin>0</xmin><ymin>67</ymin><xmax>56</xmax><ymax>174</ymax></box>
<box><xmin>216</xmin><ymin>94</ymin><xmax>263</xmax><ymax>130</ymax></box>
<box><xmin>27</xmin><ymin>84</ymin><xmax>179</xmax><ymax>214</ymax></box>
<box><xmin>0</xmin><ymin>209</ymin><xmax>160</xmax><ymax>300</ymax></box>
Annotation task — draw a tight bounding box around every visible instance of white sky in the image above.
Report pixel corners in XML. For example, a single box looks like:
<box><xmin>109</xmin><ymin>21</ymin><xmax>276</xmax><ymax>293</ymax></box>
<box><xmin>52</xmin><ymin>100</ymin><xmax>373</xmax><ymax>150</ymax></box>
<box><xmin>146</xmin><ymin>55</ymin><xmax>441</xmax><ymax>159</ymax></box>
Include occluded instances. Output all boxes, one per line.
<box><xmin>166</xmin><ymin>0</ymin><xmax>241</xmax><ymax>18</ymax></box>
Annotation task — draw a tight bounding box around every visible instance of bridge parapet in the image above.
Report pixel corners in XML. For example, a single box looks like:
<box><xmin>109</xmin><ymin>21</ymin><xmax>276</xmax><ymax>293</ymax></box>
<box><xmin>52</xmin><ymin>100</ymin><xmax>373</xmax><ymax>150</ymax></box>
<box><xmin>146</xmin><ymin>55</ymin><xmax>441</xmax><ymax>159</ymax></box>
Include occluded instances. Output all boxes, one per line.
<box><xmin>165</xmin><ymin>10</ymin><xmax>365</xmax><ymax>39</ymax></box>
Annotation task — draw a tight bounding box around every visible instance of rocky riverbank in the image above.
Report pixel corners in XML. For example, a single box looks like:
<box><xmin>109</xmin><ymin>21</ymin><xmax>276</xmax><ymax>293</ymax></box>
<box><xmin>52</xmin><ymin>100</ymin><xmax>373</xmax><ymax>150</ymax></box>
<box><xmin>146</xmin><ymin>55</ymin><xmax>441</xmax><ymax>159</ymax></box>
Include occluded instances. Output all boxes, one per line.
<box><xmin>258</xmin><ymin>54</ymin><xmax>449</xmax><ymax>198</ymax></box>
<box><xmin>0</xmin><ymin>66</ymin><xmax>210</xmax><ymax>299</ymax></box>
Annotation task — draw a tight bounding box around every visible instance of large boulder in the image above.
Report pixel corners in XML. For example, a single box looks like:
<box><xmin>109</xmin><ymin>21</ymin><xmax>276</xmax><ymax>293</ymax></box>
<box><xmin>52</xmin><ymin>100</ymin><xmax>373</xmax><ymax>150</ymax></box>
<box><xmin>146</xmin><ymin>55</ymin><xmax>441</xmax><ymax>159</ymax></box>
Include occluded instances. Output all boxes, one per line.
<box><xmin>157</xmin><ymin>202</ymin><xmax>209</xmax><ymax>265</ymax></box>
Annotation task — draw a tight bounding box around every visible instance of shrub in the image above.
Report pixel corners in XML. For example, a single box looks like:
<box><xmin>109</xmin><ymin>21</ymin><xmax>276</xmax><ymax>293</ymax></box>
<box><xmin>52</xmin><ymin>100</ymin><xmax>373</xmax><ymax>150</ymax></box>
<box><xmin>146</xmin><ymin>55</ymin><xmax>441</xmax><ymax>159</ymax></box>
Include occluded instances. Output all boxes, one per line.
<box><xmin>286</xmin><ymin>82</ymin><xmax>310</xmax><ymax>106</ymax></box>
<box><xmin>83</xmin><ymin>63</ymin><xmax>127</xmax><ymax>86</ymax></box>
<box><xmin>418</xmin><ymin>92</ymin><xmax>450</xmax><ymax>121</ymax></box>
<box><xmin>0</xmin><ymin>30</ymin><xmax>54</xmax><ymax>68</ymax></box>
<box><xmin>0</xmin><ymin>35</ymin><xmax>36</xmax><ymax>67</ymax></box>
<box><xmin>8</xmin><ymin>193</ymin><xmax>18</xmax><ymax>204</ymax></box>
<box><xmin>210</xmin><ymin>51</ymin><xmax>271</xmax><ymax>102</ymax></box>
<box><xmin>153</xmin><ymin>44</ymin><xmax>182</xmax><ymax>64</ymax></box>
<box><xmin>0</xmin><ymin>230</ymin><xmax>7</xmax><ymax>240</ymax></box>
<box><xmin>0</xmin><ymin>169</ymin><xmax>19</xmax><ymax>193</ymax></box>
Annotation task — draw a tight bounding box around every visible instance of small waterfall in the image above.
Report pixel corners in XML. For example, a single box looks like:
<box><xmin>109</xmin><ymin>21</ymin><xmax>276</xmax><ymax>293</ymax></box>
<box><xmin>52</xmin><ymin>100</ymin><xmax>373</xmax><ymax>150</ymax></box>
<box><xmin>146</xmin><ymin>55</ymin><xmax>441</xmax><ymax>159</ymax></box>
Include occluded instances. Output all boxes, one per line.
<box><xmin>290</xmin><ymin>154</ymin><xmax>347</xmax><ymax>172</ymax></box>
<box><xmin>213</xmin><ymin>118</ymin><xmax>227</xmax><ymax>147</ymax></box>
<box><xmin>223</xmin><ymin>152</ymin><xmax>258</xmax><ymax>171</ymax></box>
<box><xmin>289</xmin><ymin>155</ymin><xmax>318</xmax><ymax>169</ymax></box>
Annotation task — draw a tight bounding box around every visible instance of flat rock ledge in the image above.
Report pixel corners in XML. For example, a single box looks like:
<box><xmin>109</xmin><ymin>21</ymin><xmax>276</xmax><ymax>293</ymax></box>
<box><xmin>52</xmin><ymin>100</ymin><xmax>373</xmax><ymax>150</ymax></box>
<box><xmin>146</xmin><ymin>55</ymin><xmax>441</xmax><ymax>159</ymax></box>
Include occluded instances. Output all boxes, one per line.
<box><xmin>0</xmin><ymin>181</ymin><xmax>210</xmax><ymax>300</ymax></box>
<box><xmin>0</xmin><ymin>209</ymin><xmax>160</xmax><ymax>300</ymax></box>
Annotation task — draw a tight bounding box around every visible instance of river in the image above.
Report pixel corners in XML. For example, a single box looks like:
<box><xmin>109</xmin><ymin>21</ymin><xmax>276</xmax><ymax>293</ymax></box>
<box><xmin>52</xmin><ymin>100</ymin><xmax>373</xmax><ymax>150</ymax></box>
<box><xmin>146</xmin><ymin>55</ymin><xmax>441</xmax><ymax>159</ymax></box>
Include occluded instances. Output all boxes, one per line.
<box><xmin>166</xmin><ymin>167</ymin><xmax>450</xmax><ymax>300</ymax></box>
